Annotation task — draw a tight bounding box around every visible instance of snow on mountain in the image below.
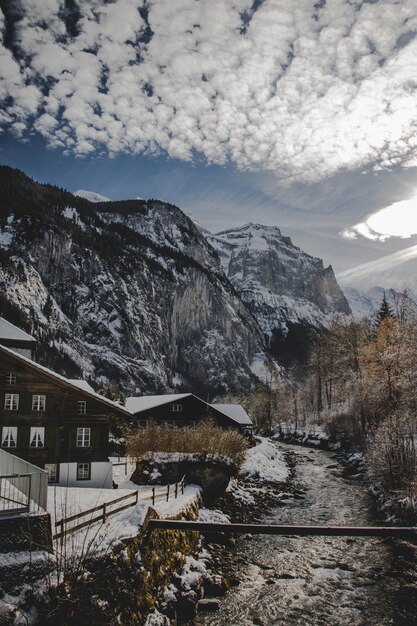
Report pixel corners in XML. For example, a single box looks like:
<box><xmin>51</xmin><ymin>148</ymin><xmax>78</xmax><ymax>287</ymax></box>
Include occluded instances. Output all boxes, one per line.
<box><xmin>0</xmin><ymin>167</ymin><xmax>353</xmax><ymax>390</ymax></box>
<box><xmin>208</xmin><ymin>223</ymin><xmax>350</xmax><ymax>360</ymax></box>
<box><xmin>0</xmin><ymin>167</ymin><xmax>263</xmax><ymax>395</ymax></box>
<box><xmin>343</xmin><ymin>286</ymin><xmax>412</xmax><ymax>320</ymax></box>
<box><xmin>75</xmin><ymin>189</ymin><xmax>111</xmax><ymax>203</ymax></box>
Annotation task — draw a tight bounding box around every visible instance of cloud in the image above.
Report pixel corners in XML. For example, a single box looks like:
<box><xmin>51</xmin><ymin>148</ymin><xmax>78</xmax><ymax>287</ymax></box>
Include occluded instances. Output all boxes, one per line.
<box><xmin>342</xmin><ymin>194</ymin><xmax>417</xmax><ymax>241</ymax></box>
<box><xmin>1</xmin><ymin>0</ymin><xmax>417</xmax><ymax>181</ymax></box>
<box><xmin>337</xmin><ymin>243</ymin><xmax>417</xmax><ymax>288</ymax></box>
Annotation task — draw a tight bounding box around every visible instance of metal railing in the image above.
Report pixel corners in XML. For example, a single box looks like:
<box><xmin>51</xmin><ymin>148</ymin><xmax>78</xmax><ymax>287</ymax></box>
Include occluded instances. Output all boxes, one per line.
<box><xmin>0</xmin><ymin>449</ymin><xmax>48</xmax><ymax>514</ymax></box>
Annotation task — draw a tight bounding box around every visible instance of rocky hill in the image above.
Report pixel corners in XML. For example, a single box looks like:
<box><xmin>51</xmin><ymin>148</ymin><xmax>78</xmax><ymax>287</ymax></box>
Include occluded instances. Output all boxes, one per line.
<box><xmin>0</xmin><ymin>167</ymin><xmax>263</xmax><ymax>395</ymax></box>
<box><xmin>0</xmin><ymin>166</ymin><xmax>351</xmax><ymax>391</ymax></box>
<box><xmin>209</xmin><ymin>224</ymin><xmax>351</xmax><ymax>363</ymax></box>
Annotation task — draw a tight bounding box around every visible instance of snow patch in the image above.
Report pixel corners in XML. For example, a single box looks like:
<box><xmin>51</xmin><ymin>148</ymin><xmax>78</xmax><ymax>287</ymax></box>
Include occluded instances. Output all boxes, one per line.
<box><xmin>240</xmin><ymin>438</ymin><xmax>289</xmax><ymax>482</ymax></box>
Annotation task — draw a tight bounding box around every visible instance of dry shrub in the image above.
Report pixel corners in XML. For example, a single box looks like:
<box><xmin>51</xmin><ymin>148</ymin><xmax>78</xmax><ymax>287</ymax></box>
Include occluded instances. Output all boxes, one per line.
<box><xmin>366</xmin><ymin>410</ymin><xmax>417</xmax><ymax>498</ymax></box>
<box><xmin>127</xmin><ymin>419</ymin><xmax>248</xmax><ymax>468</ymax></box>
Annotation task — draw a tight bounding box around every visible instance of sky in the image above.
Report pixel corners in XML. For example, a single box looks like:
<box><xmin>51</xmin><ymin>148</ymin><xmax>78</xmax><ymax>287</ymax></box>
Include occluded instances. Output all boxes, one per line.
<box><xmin>1</xmin><ymin>0</ymin><xmax>417</xmax><ymax>290</ymax></box>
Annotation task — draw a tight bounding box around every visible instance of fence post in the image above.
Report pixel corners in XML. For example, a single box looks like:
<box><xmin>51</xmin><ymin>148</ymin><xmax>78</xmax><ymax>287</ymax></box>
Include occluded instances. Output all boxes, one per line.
<box><xmin>125</xmin><ymin>462</ymin><xmax>127</xmax><ymax>476</ymax></box>
<box><xmin>175</xmin><ymin>482</ymin><xmax>178</xmax><ymax>499</ymax></box>
<box><xmin>135</xmin><ymin>491</ymin><xmax>138</xmax><ymax>504</ymax></box>
<box><xmin>27</xmin><ymin>474</ymin><xmax>32</xmax><ymax>512</ymax></box>
<box><xmin>59</xmin><ymin>520</ymin><xmax>64</xmax><ymax>549</ymax></box>
<box><xmin>181</xmin><ymin>479</ymin><xmax>184</xmax><ymax>495</ymax></box>
<box><xmin>166</xmin><ymin>484</ymin><xmax>170</xmax><ymax>502</ymax></box>
<box><xmin>152</xmin><ymin>487</ymin><xmax>155</xmax><ymax>505</ymax></box>
<box><xmin>102</xmin><ymin>502</ymin><xmax>107</xmax><ymax>523</ymax></box>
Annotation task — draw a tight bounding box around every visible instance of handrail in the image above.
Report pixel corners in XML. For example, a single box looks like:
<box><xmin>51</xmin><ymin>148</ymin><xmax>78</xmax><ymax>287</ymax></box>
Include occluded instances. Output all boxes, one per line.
<box><xmin>54</xmin><ymin>475</ymin><xmax>187</xmax><ymax>543</ymax></box>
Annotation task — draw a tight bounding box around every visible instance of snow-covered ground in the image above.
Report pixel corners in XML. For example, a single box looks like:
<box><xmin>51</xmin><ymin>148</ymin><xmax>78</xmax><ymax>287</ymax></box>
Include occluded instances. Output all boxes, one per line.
<box><xmin>240</xmin><ymin>437</ymin><xmax>289</xmax><ymax>482</ymax></box>
<box><xmin>47</xmin><ymin>459</ymin><xmax>201</xmax><ymax>556</ymax></box>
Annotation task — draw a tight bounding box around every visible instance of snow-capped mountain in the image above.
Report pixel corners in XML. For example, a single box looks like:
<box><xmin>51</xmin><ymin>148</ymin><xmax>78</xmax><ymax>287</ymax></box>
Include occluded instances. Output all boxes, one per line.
<box><xmin>0</xmin><ymin>167</ymin><xmax>262</xmax><ymax>394</ymax></box>
<box><xmin>209</xmin><ymin>223</ymin><xmax>351</xmax><ymax>361</ymax></box>
<box><xmin>343</xmin><ymin>286</ymin><xmax>412</xmax><ymax>320</ymax></box>
<box><xmin>75</xmin><ymin>189</ymin><xmax>111</xmax><ymax>203</ymax></box>
<box><xmin>0</xmin><ymin>167</ymin><xmax>351</xmax><ymax>391</ymax></box>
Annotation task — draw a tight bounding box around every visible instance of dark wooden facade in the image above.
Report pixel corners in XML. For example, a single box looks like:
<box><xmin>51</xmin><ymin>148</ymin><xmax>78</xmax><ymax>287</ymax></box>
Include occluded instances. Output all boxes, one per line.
<box><xmin>129</xmin><ymin>394</ymin><xmax>250</xmax><ymax>432</ymax></box>
<box><xmin>0</xmin><ymin>345</ymin><xmax>130</xmax><ymax>483</ymax></box>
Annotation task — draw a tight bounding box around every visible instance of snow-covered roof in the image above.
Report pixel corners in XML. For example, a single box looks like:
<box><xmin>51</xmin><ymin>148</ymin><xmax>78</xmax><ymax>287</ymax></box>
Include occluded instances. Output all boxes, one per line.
<box><xmin>212</xmin><ymin>404</ymin><xmax>253</xmax><ymax>426</ymax></box>
<box><xmin>0</xmin><ymin>344</ymin><xmax>131</xmax><ymax>416</ymax></box>
<box><xmin>67</xmin><ymin>379</ymin><xmax>95</xmax><ymax>393</ymax></box>
<box><xmin>0</xmin><ymin>318</ymin><xmax>36</xmax><ymax>343</ymax></box>
<box><xmin>126</xmin><ymin>394</ymin><xmax>192</xmax><ymax>413</ymax></box>
<box><xmin>126</xmin><ymin>393</ymin><xmax>253</xmax><ymax>427</ymax></box>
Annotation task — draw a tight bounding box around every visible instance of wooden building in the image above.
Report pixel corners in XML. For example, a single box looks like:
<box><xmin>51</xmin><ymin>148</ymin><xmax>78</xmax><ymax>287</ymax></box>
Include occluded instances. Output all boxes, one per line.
<box><xmin>0</xmin><ymin>317</ymin><xmax>37</xmax><ymax>360</ymax></box>
<box><xmin>126</xmin><ymin>393</ymin><xmax>253</xmax><ymax>434</ymax></box>
<box><xmin>0</xmin><ymin>343</ymin><xmax>131</xmax><ymax>488</ymax></box>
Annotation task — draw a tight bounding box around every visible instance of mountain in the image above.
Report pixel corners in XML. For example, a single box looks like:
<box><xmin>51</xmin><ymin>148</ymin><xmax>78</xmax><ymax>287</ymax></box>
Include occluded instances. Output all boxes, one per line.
<box><xmin>208</xmin><ymin>223</ymin><xmax>351</xmax><ymax>363</ymax></box>
<box><xmin>343</xmin><ymin>286</ymin><xmax>412</xmax><ymax>320</ymax></box>
<box><xmin>0</xmin><ymin>166</ymin><xmax>351</xmax><ymax>391</ymax></box>
<box><xmin>0</xmin><ymin>167</ymin><xmax>263</xmax><ymax>395</ymax></box>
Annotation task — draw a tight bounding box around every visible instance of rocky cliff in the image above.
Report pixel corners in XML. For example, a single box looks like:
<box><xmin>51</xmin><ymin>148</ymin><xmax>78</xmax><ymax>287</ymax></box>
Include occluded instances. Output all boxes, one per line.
<box><xmin>0</xmin><ymin>167</ymin><xmax>351</xmax><ymax>390</ymax></box>
<box><xmin>0</xmin><ymin>167</ymin><xmax>263</xmax><ymax>394</ymax></box>
<box><xmin>209</xmin><ymin>223</ymin><xmax>351</xmax><ymax>363</ymax></box>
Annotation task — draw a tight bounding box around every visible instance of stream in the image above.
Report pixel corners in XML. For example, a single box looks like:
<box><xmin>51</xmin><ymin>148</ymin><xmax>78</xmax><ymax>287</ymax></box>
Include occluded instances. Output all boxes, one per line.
<box><xmin>198</xmin><ymin>444</ymin><xmax>413</xmax><ymax>626</ymax></box>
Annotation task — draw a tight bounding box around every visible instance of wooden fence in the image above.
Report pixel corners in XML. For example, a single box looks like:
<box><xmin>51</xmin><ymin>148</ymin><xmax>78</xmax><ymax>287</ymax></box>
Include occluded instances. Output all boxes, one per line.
<box><xmin>53</xmin><ymin>475</ymin><xmax>186</xmax><ymax>545</ymax></box>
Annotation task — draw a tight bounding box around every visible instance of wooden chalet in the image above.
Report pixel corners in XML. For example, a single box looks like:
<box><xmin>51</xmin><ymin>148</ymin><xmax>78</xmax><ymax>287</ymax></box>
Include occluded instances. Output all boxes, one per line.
<box><xmin>0</xmin><ymin>317</ymin><xmax>37</xmax><ymax>360</ymax></box>
<box><xmin>0</xmin><ymin>343</ymin><xmax>130</xmax><ymax>488</ymax></box>
<box><xmin>126</xmin><ymin>393</ymin><xmax>253</xmax><ymax>435</ymax></box>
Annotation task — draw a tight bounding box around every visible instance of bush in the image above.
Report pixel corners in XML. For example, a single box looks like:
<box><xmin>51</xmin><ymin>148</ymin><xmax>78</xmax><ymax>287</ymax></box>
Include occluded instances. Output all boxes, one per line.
<box><xmin>366</xmin><ymin>411</ymin><xmax>417</xmax><ymax>498</ymax></box>
<box><xmin>126</xmin><ymin>419</ymin><xmax>248</xmax><ymax>468</ymax></box>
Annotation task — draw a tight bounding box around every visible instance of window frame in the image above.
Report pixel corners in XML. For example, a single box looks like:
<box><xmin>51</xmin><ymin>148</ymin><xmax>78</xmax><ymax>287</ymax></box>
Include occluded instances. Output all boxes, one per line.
<box><xmin>32</xmin><ymin>394</ymin><xmax>46</xmax><ymax>412</ymax></box>
<box><xmin>29</xmin><ymin>426</ymin><xmax>45</xmax><ymax>448</ymax></box>
<box><xmin>77</xmin><ymin>462</ymin><xmax>91</xmax><ymax>481</ymax></box>
<box><xmin>170</xmin><ymin>403</ymin><xmax>183</xmax><ymax>413</ymax></box>
<box><xmin>1</xmin><ymin>426</ymin><xmax>17</xmax><ymax>448</ymax></box>
<box><xmin>4</xmin><ymin>393</ymin><xmax>19</xmax><ymax>411</ymax></box>
<box><xmin>45</xmin><ymin>463</ymin><xmax>58</xmax><ymax>484</ymax></box>
<box><xmin>77</xmin><ymin>400</ymin><xmax>87</xmax><ymax>415</ymax></box>
<box><xmin>6</xmin><ymin>373</ymin><xmax>16</xmax><ymax>385</ymax></box>
<box><xmin>76</xmin><ymin>427</ymin><xmax>91</xmax><ymax>448</ymax></box>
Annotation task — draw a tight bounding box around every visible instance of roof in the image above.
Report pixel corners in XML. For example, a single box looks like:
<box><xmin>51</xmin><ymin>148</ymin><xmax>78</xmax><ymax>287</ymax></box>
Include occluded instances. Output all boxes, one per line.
<box><xmin>67</xmin><ymin>379</ymin><xmax>95</xmax><ymax>393</ymax></box>
<box><xmin>212</xmin><ymin>404</ymin><xmax>253</xmax><ymax>426</ymax></box>
<box><xmin>126</xmin><ymin>392</ymin><xmax>253</xmax><ymax>427</ymax></box>
<box><xmin>0</xmin><ymin>318</ymin><xmax>36</xmax><ymax>343</ymax></box>
<box><xmin>0</xmin><ymin>344</ymin><xmax>131</xmax><ymax>416</ymax></box>
<box><xmin>126</xmin><ymin>393</ymin><xmax>192</xmax><ymax>413</ymax></box>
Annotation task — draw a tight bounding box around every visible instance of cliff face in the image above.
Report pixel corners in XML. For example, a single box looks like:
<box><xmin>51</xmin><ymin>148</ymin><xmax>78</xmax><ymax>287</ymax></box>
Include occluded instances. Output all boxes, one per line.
<box><xmin>0</xmin><ymin>167</ymin><xmax>352</xmax><ymax>389</ymax></box>
<box><xmin>209</xmin><ymin>223</ymin><xmax>351</xmax><ymax>362</ymax></box>
<box><xmin>0</xmin><ymin>167</ymin><xmax>263</xmax><ymax>394</ymax></box>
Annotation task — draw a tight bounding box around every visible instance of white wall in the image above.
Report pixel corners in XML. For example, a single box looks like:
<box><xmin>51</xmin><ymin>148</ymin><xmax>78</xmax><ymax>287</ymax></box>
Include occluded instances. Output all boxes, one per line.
<box><xmin>58</xmin><ymin>461</ymin><xmax>113</xmax><ymax>489</ymax></box>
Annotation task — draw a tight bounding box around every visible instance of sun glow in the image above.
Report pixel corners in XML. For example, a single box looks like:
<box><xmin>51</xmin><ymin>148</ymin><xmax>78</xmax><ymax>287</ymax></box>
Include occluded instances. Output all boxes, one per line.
<box><xmin>342</xmin><ymin>194</ymin><xmax>417</xmax><ymax>241</ymax></box>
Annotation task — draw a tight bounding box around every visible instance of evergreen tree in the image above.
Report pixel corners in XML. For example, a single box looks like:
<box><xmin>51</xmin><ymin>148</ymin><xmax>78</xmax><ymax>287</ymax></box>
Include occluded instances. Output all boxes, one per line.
<box><xmin>375</xmin><ymin>292</ymin><xmax>395</xmax><ymax>326</ymax></box>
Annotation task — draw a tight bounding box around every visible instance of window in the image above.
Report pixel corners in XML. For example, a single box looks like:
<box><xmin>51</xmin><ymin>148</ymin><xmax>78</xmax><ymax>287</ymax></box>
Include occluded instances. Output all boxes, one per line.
<box><xmin>30</xmin><ymin>426</ymin><xmax>45</xmax><ymax>448</ymax></box>
<box><xmin>45</xmin><ymin>463</ymin><xmax>58</xmax><ymax>483</ymax></box>
<box><xmin>32</xmin><ymin>394</ymin><xmax>46</xmax><ymax>411</ymax></box>
<box><xmin>163</xmin><ymin>419</ymin><xmax>176</xmax><ymax>427</ymax></box>
<box><xmin>1</xmin><ymin>426</ymin><xmax>17</xmax><ymax>448</ymax></box>
<box><xmin>4</xmin><ymin>393</ymin><xmax>19</xmax><ymax>411</ymax></box>
<box><xmin>6</xmin><ymin>373</ymin><xmax>16</xmax><ymax>385</ymax></box>
<box><xmin>170</xmin><ymin>404</ymin><xmax>183</xmax><ymax>412</ymax></box>
<box><xmin>77</xmin><ymin>400</ymin><xmax>87</xmax><ymax>415</ymax></box>
<box><xmin>77</xmin><ymin>463</ymin><xmax>91</xmax><ymax>480</ymax></box>
<box><xmin>136</xmin><ymin>420</ymin><xmax>148</xmax><ymax>429</ymax></box>
<box><xmin>76</xmin><ymin>427</ymin><xmax>91</xmax><ymax>447</ymax></box>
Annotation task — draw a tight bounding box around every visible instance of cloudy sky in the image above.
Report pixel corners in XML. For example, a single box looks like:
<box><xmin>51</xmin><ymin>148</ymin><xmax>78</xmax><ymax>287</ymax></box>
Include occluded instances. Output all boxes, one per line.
<box><xmin>1</xmin><ymin>0</ymin><xmax>417</xmax><ymax>288</ymax></box>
